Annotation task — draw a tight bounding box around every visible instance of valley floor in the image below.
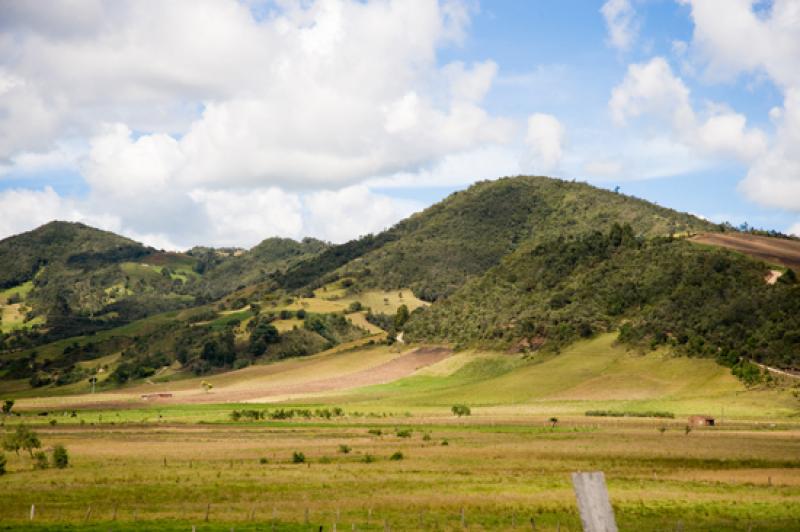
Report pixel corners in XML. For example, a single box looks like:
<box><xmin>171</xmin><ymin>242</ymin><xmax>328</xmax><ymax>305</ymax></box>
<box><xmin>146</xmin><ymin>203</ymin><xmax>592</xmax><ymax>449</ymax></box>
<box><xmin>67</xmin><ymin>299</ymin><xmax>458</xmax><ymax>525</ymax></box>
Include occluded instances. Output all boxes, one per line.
<box><xmin>0</xmin><ymin>417</ymin><xmax>798</xmax><ymax>531</ymax></box>
<box><xmin>3</xmin><ymin>335</ymin><xmax>799</xmax><ymax>530</ymax></box>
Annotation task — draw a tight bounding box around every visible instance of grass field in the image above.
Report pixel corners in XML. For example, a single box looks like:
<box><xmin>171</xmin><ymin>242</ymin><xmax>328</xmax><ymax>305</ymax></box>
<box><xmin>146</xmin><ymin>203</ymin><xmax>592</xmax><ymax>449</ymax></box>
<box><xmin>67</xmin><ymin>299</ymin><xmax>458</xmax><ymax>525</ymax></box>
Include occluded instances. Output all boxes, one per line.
<box><xmin>0</xmin><ymin>415</ymin><xmax>798</xmax><ymax>530</ymax></box>
<box><xmin>3</xmin><ymin>334</ymin><xmax>799</xmax><ymax>530</ymax></box>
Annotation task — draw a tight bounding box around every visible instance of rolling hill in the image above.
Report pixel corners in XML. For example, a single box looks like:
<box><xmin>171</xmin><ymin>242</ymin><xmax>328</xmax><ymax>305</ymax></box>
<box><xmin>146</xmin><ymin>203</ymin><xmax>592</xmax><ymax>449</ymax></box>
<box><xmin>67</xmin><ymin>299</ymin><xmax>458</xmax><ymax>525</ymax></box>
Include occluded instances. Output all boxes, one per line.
<box><xmin>1</xmin><ymin>175</ymin><xmax>799</xmax><ymax>399</ymax></box>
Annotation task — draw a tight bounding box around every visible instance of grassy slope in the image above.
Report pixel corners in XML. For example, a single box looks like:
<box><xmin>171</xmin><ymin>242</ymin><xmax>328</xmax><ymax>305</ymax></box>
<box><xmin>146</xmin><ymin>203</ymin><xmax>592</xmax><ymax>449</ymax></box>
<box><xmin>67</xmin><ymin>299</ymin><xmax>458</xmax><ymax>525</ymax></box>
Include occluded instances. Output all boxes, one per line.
<box><xmin>12</xmin><ymin>334</ymin><xmax>798</xmax><ymax>420</ymax></box>
<box><xmin>340</xmin><ymin>335</ymin><xmax>798</xmax><ymax>419</ymax></box>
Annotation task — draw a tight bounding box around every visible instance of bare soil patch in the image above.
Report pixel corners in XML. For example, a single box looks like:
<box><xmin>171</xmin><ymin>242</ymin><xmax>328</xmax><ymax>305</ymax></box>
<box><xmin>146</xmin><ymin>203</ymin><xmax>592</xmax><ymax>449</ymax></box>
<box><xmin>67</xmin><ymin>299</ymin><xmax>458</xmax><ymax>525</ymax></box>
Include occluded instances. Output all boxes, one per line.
<box><xmin>690</xmin><ymin>232</ymin><xmax>800</xmax><ymax>270</ymax></box>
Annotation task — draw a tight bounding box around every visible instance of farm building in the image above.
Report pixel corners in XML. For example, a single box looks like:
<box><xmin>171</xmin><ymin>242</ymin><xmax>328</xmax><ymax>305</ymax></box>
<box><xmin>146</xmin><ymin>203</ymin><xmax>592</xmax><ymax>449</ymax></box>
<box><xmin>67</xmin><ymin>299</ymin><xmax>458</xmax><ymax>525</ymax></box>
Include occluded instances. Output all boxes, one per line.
<box><xmin>688</xmin><ymin>415</ymin><xmax>715</xmax><ymax>426</ymax></box>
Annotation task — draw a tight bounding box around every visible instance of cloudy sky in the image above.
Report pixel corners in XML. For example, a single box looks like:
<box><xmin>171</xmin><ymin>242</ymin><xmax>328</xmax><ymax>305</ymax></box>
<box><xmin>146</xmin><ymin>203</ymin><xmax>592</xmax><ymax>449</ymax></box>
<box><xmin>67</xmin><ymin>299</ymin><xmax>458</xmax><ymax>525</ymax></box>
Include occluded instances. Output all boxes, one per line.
<box><xmin>0</xmin><ymin>0</ymin><xmax>798</xmax><ymax>249</ymax></box>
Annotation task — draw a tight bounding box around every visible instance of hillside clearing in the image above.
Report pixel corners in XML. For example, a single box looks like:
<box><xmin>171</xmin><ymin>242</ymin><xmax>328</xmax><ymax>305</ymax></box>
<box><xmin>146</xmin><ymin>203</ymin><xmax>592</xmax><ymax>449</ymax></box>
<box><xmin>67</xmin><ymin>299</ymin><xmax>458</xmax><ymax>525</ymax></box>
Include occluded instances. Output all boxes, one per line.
<box><xmin>690</xmin><ymin>232</ymin><xmax>800</xmax><ymax>270</ymax></box>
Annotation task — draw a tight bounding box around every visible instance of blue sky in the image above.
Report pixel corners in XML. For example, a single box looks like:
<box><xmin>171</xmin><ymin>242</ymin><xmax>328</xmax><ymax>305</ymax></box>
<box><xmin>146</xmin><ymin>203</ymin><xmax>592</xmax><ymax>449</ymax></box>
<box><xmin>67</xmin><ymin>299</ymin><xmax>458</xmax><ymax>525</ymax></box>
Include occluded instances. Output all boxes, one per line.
<box><xmin>0</xmin><ymin>0</ymin><xmax>797</xmax><ymax>248</ymax></box>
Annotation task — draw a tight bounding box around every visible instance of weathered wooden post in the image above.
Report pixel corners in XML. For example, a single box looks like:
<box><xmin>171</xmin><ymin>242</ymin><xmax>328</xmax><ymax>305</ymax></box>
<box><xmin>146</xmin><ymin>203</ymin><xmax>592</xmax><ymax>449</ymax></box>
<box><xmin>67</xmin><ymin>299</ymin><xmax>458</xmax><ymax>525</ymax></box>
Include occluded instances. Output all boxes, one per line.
<box><xmin>29</xmin><ymin>504</ymin><xmax>35</xmax><ymax>521</ymax></box>
<box><xmin>571</xmin><ymin>471</ymin><xmax>618</xmax><ymax>532</ymax></box>
<box><xmin>205</xmin><ymin>503</ymin><xmax>210</xmax><ymax>522</ymax></box>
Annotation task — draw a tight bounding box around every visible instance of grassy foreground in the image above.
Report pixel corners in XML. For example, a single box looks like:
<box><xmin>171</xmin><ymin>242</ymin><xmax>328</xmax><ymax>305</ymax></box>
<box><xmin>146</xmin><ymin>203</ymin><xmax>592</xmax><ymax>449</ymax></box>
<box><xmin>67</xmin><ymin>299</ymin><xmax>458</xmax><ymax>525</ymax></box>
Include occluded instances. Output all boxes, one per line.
<box><xmin>2</xmin><ymin>335</ymin><xmax>799</xmax><ymax>530</ymax></box>
<box><xmin>0</xmin><ymin>417</ymin><xmax>799</xmax><ymax>531</ymax></box>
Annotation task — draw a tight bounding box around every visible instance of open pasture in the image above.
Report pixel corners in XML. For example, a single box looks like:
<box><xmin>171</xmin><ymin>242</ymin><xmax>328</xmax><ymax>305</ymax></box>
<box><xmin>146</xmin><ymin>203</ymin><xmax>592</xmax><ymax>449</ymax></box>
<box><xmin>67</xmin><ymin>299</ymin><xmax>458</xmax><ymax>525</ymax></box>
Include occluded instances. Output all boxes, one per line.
<box><xmin>0</xmin><ymin>415</ymin><xmax>799</xmax><ymax>531</ymax></box>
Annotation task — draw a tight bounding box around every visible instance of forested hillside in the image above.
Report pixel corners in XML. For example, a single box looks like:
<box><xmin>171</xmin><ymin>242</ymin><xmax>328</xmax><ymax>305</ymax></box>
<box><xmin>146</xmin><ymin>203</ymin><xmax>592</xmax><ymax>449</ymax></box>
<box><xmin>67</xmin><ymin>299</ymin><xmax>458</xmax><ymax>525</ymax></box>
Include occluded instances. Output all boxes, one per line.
<box><xmin>405</xmin><ymin>224</ymin><xmax>800</xmax><ymax>371</ymax></box>
<box><xmin>332</xmin><ymin>176</ymin><xmax>717</xmax><ymax>300</ymax></box>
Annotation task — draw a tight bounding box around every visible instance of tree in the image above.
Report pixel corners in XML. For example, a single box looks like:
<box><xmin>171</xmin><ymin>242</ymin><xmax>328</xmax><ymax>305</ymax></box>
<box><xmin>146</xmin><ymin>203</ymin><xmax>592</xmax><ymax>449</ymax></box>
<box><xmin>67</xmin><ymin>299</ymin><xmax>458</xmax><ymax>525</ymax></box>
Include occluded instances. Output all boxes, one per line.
<box><xmin>16</xmin><ymin>425</ymin><xmax>41</xmax><ymax>457</ymax></box>
<box><xmin>33</xmin><ymin>451</ymin><xmax>48</xmax><ymax>470</ymax></box>
<box><xmin>201</xmin><ymin>380</ymin><xmax>213</xmax><ymax>393</ymax></box>
<box><xmin>52</xmin><ymin>444</ymin><xmax>69</xmax><ymax>469</ymax></box>
<box><xmin>2</xmin><ymin>432</ymin><xmax>20</xmax><ymax>456</ymax></box>
<box><xmin>549</xmin><ymin>417</ymin><xmax>559</xmax><ymax>428</ymax></box>
<box><xmin>451</xmin><ymin>404</ymin><xmax>471</xmax><ymax>417</ymax></box>
<box><xmin>394</xmin><ymin>304</ymin><xmax>410</xmax><ymax>330</ymax></box>
<box><xmin>2</xmin><ymin>400</ymin><xmax>13</xmax><ymax>415</ymax></box>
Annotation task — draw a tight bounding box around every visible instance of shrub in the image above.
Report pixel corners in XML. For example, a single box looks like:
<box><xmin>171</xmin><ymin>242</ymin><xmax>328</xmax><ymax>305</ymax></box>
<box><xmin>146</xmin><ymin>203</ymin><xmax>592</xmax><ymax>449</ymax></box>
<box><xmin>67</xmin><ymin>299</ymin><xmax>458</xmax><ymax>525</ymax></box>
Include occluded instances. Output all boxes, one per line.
<box><xmin>585</xmin><ymin>410</ymin><xmax>675</xmax><ymax>419</ymax></box>
<box><xmin>292</xmin><ymin>451</ymin><xmax>306</xmax><ymax>464</ymax></box>
<box><xmin>0</xmin><ymin>453</ymin><xmax>5</xmax><ymax>475</ymax></box>
<box><xmin>441</xmin><ymin>439</ymin><xmax>449</xmax><ymax>446</ymax></box>
<box><xmin>422</xmin><ymin>433</ymin><xmax>432</xmax><ymax>441</ymax></box>
<box><xmin>451</xmin><ymin>405</ymin><xmax>471</xmax><ymax>417</ymax></box>
<box><xmin>389</xmin><ymin>451</ymin><xmax>404</xmax><ymax>461</ymax></box>
<box><xmin>367</xmin><ymin>429</ymin><xmax>382</xmax><ymax>436</ymax></box>
<box><xmin>259</xmin><ymin>457</ymin><xmax>269</xmax><ymax>464</ymax></box>
<box><xmin>33</xmin><ymin>451</ymin><xmax>49</xmax><ymax>470</ymax></box>
<box><xmin>52</xmin><ymin>445</ymin><xmax>68</xmax><ymax>469</ymax></box>
<box><xmin>362</xmin><ymin>454</ymin><xmax>375</xmax><ymax>463</ymax></box>
<box><xmin>338</xmin><ymin>444</ymin><xmax>351</xmax><ymax>454</ymax></box>
<box><xmin>395</xmin><ymin>429</ymin><xmax>412</xmax><ymax>438</ymax></box>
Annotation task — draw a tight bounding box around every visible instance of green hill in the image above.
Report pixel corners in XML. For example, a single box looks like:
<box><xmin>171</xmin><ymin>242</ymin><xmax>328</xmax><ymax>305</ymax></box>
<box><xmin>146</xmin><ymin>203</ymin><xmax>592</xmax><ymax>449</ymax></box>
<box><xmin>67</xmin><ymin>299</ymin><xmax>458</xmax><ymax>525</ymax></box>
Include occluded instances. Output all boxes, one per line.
<box><xmin>0</xmin><ymin>221</ymin><xmax>149</xmax><ymax>289</ymax></box>
<box><xmin>190</xmin><ymin>237</ymin><xmax>329</xmax><ymax>299</ymax></box>
<box><xmin>406</xmin><ymin>223</ymin><xmax>800</xmax><ymax>370</ymax></box>
<box><xmin>278</xmin><ymin>176</ymin><xmax>717</xmax><ymax>300</ymax></box>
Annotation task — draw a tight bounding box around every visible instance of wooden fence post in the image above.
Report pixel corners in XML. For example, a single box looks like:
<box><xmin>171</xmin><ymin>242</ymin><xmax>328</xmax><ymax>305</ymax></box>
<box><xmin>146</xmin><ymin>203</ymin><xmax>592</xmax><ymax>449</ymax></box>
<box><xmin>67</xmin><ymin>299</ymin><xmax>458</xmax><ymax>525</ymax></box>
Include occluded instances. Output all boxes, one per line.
<box><xmin>205</xmin><ymin>503</ymin><xmax>210</xmax><ymax>522</ymax></box>
<box><xmin>571</xmin><ymin>471</ymin><xmax>618</xmax><ymax>532</ymax></box>
<box><xmin>29</xmin><ymin>504</ymin><xmax>35</xmax><ymax>521</ymax></box>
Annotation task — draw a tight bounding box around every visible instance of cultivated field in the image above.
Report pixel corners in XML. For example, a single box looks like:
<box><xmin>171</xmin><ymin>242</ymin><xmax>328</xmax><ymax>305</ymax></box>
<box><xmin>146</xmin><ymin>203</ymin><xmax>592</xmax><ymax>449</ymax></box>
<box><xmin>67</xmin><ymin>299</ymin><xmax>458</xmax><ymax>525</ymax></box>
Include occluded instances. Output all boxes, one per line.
<box><xmin>690</xmin><ymin>232</ymin><xmax>800</xmax><ymax>271</ymax></box>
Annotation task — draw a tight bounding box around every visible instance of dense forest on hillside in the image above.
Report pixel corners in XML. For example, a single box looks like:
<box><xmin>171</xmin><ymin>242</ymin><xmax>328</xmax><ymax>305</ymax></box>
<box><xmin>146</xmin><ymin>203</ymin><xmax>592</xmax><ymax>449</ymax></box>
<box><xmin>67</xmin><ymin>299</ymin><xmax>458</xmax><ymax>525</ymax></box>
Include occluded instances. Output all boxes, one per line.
<box><xmin>405</xmin><ymin>224</ymin><xmax>800</xmax><ymax>371</ymax></box>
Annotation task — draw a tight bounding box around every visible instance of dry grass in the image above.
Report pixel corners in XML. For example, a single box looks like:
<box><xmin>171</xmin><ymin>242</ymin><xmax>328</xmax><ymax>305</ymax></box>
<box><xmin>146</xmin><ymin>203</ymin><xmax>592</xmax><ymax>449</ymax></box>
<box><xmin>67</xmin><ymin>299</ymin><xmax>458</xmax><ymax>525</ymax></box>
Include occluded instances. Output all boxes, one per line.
<box><xmin>0</xmin><ymin>417</ymin><xmax>798</xmax><ymax>530</ymax></box>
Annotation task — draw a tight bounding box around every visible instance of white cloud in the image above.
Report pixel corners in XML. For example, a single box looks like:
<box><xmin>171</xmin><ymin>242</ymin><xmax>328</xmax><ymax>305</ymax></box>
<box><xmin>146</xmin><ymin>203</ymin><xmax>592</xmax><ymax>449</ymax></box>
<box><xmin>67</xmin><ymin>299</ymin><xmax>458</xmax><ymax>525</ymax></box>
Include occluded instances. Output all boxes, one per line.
<box><xmin>789</xmin><ymin>222</ymin><xmax>800</xmax><ymax>237</ymax></box>
<box><xmin>609</xmin><ymin>57</ymin><xmax>766</xmax><ymax>163</ymax></box>
<box><xmin>1</xmin><ymin>0</ymin><xmax>509</xmax><ymax>188</ymax></box>
<box><xmin>524</xmin><ymin>113</ymin><xmax>565</xmax><ymax>173</ymax></box>
<box><xmin>680</xmin><ymin>0</ymin><xmax>800</xmax><ymax>211</ymax></box>
<box><xmin>189</xmin><ymin>187</ymin><xmax>304</xmax><ymax>248</ymax></box>
<box><xmin>0</xmin><ymin>0</ymin><xmax>520</xmax><ymax>247</ymax></box>
<box><xmin>366</xmin><ymin>145</ymin><xmax>521</xmax><ymax>189</ymax></box>
<box><xmin>679</xmin><ymin>0</ymin><xmax>800</xmax><ymax>89</ymax></box>
<box><xmin>739</xmin><ymin>88</ymin><xmax>800</xmax><ymax>211</ymax></box>
<box><xmin>305</xmin><ymin>186</ymin><xmax>422</xmax><ymax>243</ymax></box>
<box><xmin>601</xmin><ymin>0</ymin><xmax>639</xmax><ymax>51</ymax></box>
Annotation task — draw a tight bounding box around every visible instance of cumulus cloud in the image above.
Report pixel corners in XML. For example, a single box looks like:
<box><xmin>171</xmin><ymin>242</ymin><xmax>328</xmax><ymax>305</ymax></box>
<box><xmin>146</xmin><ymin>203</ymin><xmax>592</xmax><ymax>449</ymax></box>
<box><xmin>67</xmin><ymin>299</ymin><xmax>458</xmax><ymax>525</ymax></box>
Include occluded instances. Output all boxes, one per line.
<box><xmin>609</xmin><ymin>57</ymin><xmax>766</xmax><ymax>163</ymax></box>
<box><xmin>305</xmin><ymin>186</ymin><xmax>422</xmax><ymax>243</ymax></box>
<box><xmin>739</xmin><ymin>89</ymin><xmax>800</xmax><ymax>210</ymax></box>
<box><xmin>679</xmin><ymin>0</ymin><xmax>800</xmax><ymax>89</ymax></box>
<box><xmin>680</xmin><ymin>0</ymin><xmax>800</xmax><ymax>211</ymax></box>
<box><xmin>0</xmin><ymin>0</ymin><xmax>514</xmax><ymax>246</ymax></box>
<box><xmin>524</xmin><ymin>113</ymin><xmax>565</xmax><ymax>173</ymax></box>
<box><xmin>601</xmin><ymin>0</ymin><xmax>639</xmax><ymax>51</ymax></box>
<box><xmin>1</xmin><ymin>0</ymin><xmax>509</xmax><ymax>187</ymax></box>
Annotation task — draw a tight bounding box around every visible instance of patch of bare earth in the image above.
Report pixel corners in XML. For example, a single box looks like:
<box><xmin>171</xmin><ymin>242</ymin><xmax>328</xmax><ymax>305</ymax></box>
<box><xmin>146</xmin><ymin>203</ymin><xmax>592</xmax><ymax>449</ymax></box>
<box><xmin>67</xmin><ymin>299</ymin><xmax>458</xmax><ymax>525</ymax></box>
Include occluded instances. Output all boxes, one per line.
<box><xmin>31</xmin><ymin>346</ymin><xmax>452</xmax><ymax>409</ymax></box>
<box><xmin>214</xmin><ymin>346</ymin><xmax>452</xmax><ymax>403</ymax></box>
<box><xmin>690</xmin><ymin>233</ymin><xmax>800</xmax><ymax>270</ymax></box>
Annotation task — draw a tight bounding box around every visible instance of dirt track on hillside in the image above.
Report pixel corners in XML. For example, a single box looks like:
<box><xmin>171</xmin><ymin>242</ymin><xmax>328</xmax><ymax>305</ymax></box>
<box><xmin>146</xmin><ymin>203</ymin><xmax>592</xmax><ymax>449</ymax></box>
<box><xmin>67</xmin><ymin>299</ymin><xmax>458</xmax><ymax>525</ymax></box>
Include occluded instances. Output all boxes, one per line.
<box><xmin>690</xmin><ymin>233</ymin><xmax>800</xmax><ymax>270</ymax></box>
